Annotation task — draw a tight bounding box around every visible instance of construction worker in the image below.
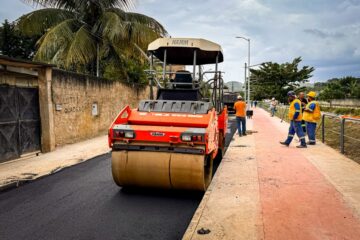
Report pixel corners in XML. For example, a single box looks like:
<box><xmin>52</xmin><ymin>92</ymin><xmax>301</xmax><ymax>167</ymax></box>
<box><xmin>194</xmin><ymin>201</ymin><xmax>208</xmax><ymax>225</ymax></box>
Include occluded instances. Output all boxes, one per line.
<box><xmin>270</xmin><ymin>97</ymin><xmax>277</xmax><ymax>117</ymax></box>
<box><xmin>298</xmin><ymin>92</ymin><xmax>308</xmax><ymax>133</ymax></box>
<box><xmin>234</xmin><ymin>95</ymin><xmax>247</xmax><ymax>137</ymax></box>
<box><xmin>280</xmin><ymin>91</ymin><xmax>307</xmax><ymax>148</ymax></box>
<box><xmin>303</xmin><ymin>91</ymin><xmax>321</xmax><ymax>145</ymax></box>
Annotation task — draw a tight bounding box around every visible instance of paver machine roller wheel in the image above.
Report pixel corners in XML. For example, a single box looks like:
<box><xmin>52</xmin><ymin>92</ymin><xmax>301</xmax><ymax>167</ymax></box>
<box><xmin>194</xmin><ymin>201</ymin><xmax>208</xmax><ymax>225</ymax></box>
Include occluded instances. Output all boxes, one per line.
<box><xmin>112</xmin><ymin>151</ymin><xmax>213</xmax><ymax>190</ymax></box>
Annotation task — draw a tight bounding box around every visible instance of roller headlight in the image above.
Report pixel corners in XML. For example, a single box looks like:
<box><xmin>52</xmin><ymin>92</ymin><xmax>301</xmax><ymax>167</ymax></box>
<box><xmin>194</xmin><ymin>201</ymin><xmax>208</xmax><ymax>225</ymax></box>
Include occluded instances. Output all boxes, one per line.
<box><xmin>181</xmin><ymin>135</ymin><xmax>192</xmax><ymax>142</ymax></box>
<box><xmin>125</xmin><ymin>131</ymin><xmax>135</xmax><ymax>138</ymax></box>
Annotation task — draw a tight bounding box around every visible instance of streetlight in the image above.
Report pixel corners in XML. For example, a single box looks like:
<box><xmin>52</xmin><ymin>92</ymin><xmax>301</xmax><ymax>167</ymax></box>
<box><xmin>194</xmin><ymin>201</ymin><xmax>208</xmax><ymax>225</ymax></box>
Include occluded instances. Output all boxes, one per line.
<box><xmin>236</xmin><ymin>36</ymin><xmax>251</xmax><ymax>109</ymax></box>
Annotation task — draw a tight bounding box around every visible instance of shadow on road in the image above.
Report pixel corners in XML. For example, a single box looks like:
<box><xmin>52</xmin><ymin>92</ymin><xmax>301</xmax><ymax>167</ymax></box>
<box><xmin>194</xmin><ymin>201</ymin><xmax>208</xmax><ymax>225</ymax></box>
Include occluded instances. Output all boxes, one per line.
<box><xmin>119</xmin><ymin>187</ymin><xmax>204</xmax><ymax>200</ymax></box>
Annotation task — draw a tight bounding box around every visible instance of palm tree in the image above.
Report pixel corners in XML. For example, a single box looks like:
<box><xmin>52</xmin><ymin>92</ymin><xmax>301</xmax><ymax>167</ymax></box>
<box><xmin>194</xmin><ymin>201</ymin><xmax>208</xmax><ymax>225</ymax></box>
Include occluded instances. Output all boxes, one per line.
<box><xmin>17</xmin><ymin>0</ymin><xmax>167</xmax><ymax>77</ymax></box>
<box><xmin>348</xmin><ymin>78</ymin><xmax>359</xmax><ymax>98</ymax></box>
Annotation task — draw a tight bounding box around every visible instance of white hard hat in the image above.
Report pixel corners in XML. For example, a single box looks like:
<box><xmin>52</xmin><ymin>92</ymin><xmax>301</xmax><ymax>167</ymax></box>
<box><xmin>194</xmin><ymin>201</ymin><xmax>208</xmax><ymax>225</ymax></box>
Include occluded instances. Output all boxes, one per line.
<box><xmin>237</xmin><ymin>95</ymin><xmax>243</xmax><ymax>99</ymax></box>
<box><xmin>272</xmin><ymin>97</ymin><xmax>275</xmax><ymax>100</ymax></box>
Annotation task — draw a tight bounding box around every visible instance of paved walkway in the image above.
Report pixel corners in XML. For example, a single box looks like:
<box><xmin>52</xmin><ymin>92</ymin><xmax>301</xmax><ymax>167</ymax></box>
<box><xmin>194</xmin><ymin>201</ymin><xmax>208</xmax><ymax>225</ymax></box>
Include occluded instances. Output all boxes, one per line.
<box><xmin>184</xmin><ymin>108</ymin><xmax>360</xmax><ymax>240</ymax></box>
<box><xmin>0</xmin><ymin>135</ymin><xmax>109</xmax><ymax>190</ymax></box>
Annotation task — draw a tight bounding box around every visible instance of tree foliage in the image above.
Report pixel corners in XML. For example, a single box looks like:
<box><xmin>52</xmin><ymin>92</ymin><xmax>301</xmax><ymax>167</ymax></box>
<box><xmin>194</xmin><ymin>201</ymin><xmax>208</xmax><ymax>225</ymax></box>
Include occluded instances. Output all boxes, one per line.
<box><xmin>318</xmin><ymin>77</ymin><xmax>360</xmax><ymax>100</ymax></box>
<box><xmin>250</xmin><ymin>57</ymin><xmax>314</xmax><ymax>103</ymax></box>
<box><xmin>0</xmin><ymin>19</ymin><xmax>38</xmax><ymax>59</ymax></box>
<box><xmin>103</xmin><ymin>57</ymin><xmax>148</xmax><ymax>86</ymax></box>
<box><xmin>17</xmin><ymin>0</ymin><xmax>167</xmax><ymax>83</ymax></box>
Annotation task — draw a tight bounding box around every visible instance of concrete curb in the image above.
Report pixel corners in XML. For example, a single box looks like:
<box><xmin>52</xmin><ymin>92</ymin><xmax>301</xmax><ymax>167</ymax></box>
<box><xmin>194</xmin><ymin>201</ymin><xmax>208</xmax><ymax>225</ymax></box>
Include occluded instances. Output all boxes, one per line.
<box><xmin>182</xmin><ymin>156</ymin><xmax>224</xmax><ymax>239</ymax></box>
<box><xmin>182</xmin><ymin>117</ymin><xmax>262</xmax><ymax>240</ymax></box>
<box><xmin>183</xmin><ymin>108</ymin><xmax>360</xmax><ymax>239</ymax></box>
<box><xmin>182</xmin><ymin>134</ymin><xmax>241</xmax><ymax>239</ymax></box>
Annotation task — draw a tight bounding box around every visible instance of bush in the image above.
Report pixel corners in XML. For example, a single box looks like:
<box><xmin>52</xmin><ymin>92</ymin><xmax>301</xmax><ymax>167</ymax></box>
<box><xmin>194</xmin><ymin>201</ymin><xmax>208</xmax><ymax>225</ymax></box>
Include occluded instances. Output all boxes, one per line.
<box><xmin>103</xmin><ymin>58</ymin><xmax>148</xmax><ymax>88</ymax></box>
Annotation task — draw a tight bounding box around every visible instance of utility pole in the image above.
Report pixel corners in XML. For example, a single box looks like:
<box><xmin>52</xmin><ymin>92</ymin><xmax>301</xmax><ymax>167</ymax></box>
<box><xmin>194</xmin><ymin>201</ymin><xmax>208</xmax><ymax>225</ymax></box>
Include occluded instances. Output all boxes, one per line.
<box><xmin>247</xmin><ymin>38</ymin><xmax>251</xmax><ymax>109</ymax></box>
<box><xmin>96</xmin><ymin>44</ymin><xmax>100</xmax><ymax>77</ymax></box>
<box><xmin>236</xmin><ymin>36</ymin><xmax>251</xmax><ymax>109</ymax></box>
<box><xmin>244</xmin><ymin>63</ymin><xmax>247</xmax><ymax>100</ymax></box>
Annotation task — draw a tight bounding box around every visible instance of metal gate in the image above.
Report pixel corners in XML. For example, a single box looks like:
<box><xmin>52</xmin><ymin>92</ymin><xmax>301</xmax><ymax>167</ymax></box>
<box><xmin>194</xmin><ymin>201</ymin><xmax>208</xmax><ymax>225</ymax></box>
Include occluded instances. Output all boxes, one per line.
<box><xmin>0</xmin><ymin>86</ymin><xmax>41</xmax><ymax>163</ymax></box>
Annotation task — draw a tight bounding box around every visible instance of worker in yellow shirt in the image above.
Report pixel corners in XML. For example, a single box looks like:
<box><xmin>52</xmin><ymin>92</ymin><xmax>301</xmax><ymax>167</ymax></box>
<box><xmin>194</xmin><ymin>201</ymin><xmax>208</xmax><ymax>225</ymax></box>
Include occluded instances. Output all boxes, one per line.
<box><xmin>280</xmin><ymin>91</ymin><xmax>307</xmax><ymax>148</ymax></box>
<box><xmin>233</xmin><ymin>95</ymin><xmax>247</xmax><ymax>137</ymax></box>
<box><xmin>303</xmin><ymin>91</ymin><xmax>321</xmax><ymax>145</ymax></box>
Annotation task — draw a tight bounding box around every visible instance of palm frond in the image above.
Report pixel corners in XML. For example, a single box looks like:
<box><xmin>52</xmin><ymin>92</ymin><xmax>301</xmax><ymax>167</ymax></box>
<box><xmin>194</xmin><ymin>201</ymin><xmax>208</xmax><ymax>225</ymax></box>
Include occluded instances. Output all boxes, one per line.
<box><xmin>20</xmin><ymin>0</ymin><xmax>164</xmax><ymax>78</ymax></box>
<box><xmin>22</xmin><ymin>0</ymin><xmax>77</xmax><ymax>10</ymax></box>
<box><xmin>34</xmin><ymin>19</ymin><xmax>78</xmax><ymax>64</ymax></box>
<box><xmin>97</xmin><ymin>11</ymin><xmax>126</xmax><ymax>43</ymax></box>
<box><xmin>123</xmin><ymin>21</ymin><xmax>160</xmax><ymax>47</ymax></box>
<box><xmin>100</xmin><ymin>9</ymin><xmax>167</xmax><ymax>49</ymax></box>
<box><xmin>17</xmin><ymin>8</ymin><xmax>75</xmax><ymax>36</ymax></box>
<box><xmin>124</xmin><ymin>12</ymin><xmax>167</xmax><ymax>37</ymax></box>
<box><xmin>22</xmin><ymin>0</ymin><xmax>135</xmax><ymax>11</ymax></box>
<box><xmin>108</xmin><ymin>8</ymin><xmax>167</xmax><ymax>37</ymax></box>
<box><xmin>65</xmin><ymin>25</ymin><xmax>97</xmax><ymax>67</ymax></box>
<box><xmin>98</xmin><ymin>8</ymin><xmax>167</xmax><ymax>65</ymax></box>
<box><xmin>87</xmin><ymin>0</ymin><xmax>135</xmax><ymax>10</ymax></box>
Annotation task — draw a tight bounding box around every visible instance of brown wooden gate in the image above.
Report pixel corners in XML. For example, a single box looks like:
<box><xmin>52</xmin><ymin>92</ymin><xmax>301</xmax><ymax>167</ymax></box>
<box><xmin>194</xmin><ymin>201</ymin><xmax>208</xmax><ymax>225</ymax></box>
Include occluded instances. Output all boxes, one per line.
<box><xmin>0</xmin><ymin>86</ymin><xmax>41</xmax><ymax>163</ymax></box>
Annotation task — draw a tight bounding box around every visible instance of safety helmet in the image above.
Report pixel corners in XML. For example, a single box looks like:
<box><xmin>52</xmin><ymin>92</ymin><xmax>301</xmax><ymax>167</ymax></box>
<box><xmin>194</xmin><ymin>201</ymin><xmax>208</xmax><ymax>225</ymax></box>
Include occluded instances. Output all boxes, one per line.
<box><xmin>287</xmin><ymin>91</ymin><xmax>296</xmax><ymax>97</ymax></box>
<box><xmin>237</xmin><ymin>95</ymin><xmax>243</xmax><ymax>99</ymax></box>
<box><xmin>272</xmin><ymin>97</ymin><xmax>275</xmax><ymax>100</ymax></box>
<box><xmin>307</xmin><ymin>91</ymin><xmax>316</xmax><ymax>98</ymax></box>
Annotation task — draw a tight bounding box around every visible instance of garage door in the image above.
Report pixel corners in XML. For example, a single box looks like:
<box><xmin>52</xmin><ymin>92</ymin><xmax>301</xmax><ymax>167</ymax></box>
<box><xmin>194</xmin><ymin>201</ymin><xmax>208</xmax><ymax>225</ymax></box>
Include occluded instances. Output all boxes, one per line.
<box><xmin>0</xmin><ymin>86</ymin><xmax>41</xmax><ymax>163</ymax></box>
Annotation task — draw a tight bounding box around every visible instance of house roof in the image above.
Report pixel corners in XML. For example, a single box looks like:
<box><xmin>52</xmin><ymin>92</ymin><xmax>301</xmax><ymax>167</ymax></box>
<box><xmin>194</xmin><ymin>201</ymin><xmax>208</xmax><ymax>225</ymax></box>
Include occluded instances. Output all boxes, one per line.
<box><xmin>0</xmin><ymin>55</ymin><xmax>55</xmax><ymax>69</ymax></box>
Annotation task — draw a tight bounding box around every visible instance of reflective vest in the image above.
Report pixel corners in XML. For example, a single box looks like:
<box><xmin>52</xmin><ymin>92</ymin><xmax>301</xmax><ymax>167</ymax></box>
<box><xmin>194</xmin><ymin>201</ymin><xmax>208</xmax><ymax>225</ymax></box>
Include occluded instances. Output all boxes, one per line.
<box><xmin>288</xmin><ymin>99</ymin><xmax>302</xmax><ymax>121</ymax></box>
<box><xmin>303</xmin><ymin>101</ymin><xmax>321</xmax><ymax>122</ymax></box>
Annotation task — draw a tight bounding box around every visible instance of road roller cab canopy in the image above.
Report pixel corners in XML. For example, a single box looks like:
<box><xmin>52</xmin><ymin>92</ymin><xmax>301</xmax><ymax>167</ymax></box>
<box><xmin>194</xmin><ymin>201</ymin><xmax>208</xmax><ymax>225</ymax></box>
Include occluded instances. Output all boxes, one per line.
<box><xmin>148</xmin><ymin>38</ymin><xmax>224</xmax><ymax>65</ymax></box>
<box><xmin>147</xmin><ymin>38</ymin><xmax>225</xmax><ymax>111</ymax></box>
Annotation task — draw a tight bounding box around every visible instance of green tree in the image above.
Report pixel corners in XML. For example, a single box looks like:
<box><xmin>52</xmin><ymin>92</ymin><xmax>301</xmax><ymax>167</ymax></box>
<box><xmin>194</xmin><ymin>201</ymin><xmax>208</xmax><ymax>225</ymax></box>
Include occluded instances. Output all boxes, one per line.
<box><xmin>17</xmin><ymin>0</ymin><xmax>167</xmax><ymax>78</ymax></box>
<box><xmin>0</xmin><ymin>19</ymin><xmax>38</xmax><ymax>59</ymax></box>
<box><xmin>319</xmin><ymin>76</ymin><xmax>360</xmax><ymax>101</ymax></box>
<box><xmin>313</xmin><ymin>82</ymin><xmax>328</xmax><ymax>92</ymax></box>
<box><xmin>250</xmin><ymin>57</ymin><xmax>314</xmax><ymax>103</ymax></box>
<box><xmin>103</xmin><ymin>57</ymin><xmax>148</xmax><ymax>85</ymax></box>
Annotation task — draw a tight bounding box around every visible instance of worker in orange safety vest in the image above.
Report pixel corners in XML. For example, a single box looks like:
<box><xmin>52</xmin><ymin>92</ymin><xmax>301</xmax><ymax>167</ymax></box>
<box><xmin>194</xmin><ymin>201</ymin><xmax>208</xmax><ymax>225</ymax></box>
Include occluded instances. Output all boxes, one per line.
<box><xmin>234</xmin><ymin>95</ymin><xmax>247</xmax><ymax>137</ymax></box>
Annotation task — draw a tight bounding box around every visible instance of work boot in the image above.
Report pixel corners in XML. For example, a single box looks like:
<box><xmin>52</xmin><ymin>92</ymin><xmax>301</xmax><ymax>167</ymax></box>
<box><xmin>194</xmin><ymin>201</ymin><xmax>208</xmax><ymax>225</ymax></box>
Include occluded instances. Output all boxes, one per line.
<box><xmin>279</xmin><ymin>141</ymin><xmax>289</xmax><ymax>147</ymax></box>
<box><xmin>307</xmin><ymin>142</ymin><xmax>316</xmax><ymax>145</ymax></box>
<box><xmin>243</xmin><ymin>133</ymin><xmax>247</xmax><ymax>136</ymax></box>
<box><xmin>296</xmin><ymin>145</ymin><xmax>307</xmax><ymax>148</ymax></box>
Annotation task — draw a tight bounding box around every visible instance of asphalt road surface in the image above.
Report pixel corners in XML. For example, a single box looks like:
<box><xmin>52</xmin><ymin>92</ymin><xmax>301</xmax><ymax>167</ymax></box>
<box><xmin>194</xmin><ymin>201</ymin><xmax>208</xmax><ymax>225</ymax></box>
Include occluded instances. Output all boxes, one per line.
<box><xmin>0</xmin><ymin>118</ymin><xmax>237</xmax><ymax>240</ymax></box>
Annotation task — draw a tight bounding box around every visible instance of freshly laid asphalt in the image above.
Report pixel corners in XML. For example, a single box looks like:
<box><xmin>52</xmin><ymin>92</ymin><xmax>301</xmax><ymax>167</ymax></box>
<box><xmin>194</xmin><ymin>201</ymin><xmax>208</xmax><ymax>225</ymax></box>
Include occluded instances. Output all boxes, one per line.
<box><xmin>0</xmin><ymin>118</ymin><xmax>236</xmax><ymax>240</ymax></box>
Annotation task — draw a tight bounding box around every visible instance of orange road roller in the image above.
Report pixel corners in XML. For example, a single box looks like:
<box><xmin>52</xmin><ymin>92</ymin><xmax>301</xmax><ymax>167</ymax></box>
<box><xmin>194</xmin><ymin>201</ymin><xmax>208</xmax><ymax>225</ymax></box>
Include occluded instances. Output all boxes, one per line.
<box><xmin>108</xmin><ymin>38</ymin><xmax>227</xmax><ymax>191</ymax></box>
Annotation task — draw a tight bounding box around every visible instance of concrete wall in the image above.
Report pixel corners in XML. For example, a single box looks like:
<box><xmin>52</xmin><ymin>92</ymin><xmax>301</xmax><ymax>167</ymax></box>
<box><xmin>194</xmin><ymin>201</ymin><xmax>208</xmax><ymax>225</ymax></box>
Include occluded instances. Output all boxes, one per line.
<box><xmin>0</xmin><ymin>67</ymin><xmax>55</xmax><ymax>153</ymax></box>
<box><xmin>1</xmin><ymin>63</ymin><xmax>152</xmax><ymax>151</ymax></box>
<box><xmin>319</xmin><ymin>99</ymin><xmax>360</xmax><ymax>108</ymax></box>
<box><xmin>51</xmin><ymin>69</ymin><xmax>150</xmax><ymax>146</ymax></box>
<box><xmin>331</xmin><ymin>99</ymin><xmax>360</xmax><ymax>107</ymax></box>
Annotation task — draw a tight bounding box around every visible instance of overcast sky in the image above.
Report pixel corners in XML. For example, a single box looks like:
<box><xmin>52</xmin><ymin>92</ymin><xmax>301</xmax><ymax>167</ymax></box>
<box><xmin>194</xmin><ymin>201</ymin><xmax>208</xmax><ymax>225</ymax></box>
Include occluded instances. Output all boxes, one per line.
<box><xmin>1</xmin><ymin>0</ymin><xmax>359</xmax><ymax>84</ymax></box>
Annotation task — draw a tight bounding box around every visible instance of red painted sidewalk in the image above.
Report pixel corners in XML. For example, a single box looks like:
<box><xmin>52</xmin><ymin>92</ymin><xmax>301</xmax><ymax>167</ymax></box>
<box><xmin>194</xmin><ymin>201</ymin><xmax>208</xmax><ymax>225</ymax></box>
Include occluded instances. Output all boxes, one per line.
<box><xmin>184</xmin><ymin>108</ymin><xmax>360</xmax><ymax>240</ymax></box>
<box><xmin>254</xmin><ymin>108</ymin><xmax>360</xmax><ymax>239</ymax></box>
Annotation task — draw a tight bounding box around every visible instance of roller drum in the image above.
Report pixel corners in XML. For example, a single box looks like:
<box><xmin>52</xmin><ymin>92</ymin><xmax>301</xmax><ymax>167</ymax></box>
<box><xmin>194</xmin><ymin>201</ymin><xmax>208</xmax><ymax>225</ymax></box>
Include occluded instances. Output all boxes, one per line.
<box><xmin>111</xmin><ymin>151</ymin><xmax>212</xmax><ymax>191</ymax></box>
